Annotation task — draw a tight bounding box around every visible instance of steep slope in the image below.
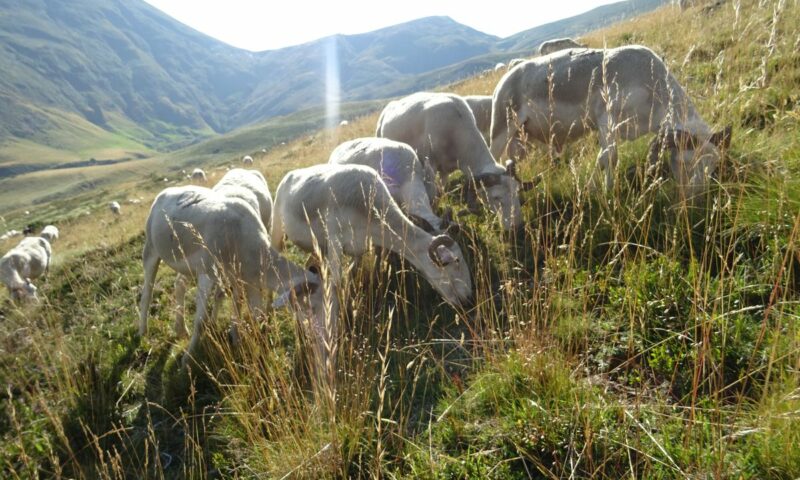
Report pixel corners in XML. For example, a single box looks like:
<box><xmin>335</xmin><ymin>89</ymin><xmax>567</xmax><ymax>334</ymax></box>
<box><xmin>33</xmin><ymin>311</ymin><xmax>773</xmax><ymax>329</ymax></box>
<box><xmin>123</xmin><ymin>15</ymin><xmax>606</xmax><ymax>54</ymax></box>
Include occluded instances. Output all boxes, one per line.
<box><xmin>498</xmin><ymin>0</ymin><xmax>665</xmax><ymax>52</ymax></box>
<box><xmin>0</xmin><ymin>0</ymin><xmax>255</xmax><ymax>149</ymax></box>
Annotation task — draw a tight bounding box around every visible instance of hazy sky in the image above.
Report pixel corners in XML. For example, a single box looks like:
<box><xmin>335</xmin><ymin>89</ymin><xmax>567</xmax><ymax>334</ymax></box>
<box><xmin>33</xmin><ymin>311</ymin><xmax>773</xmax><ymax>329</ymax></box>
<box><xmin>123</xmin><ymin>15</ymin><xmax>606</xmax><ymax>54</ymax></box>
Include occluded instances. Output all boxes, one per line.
<box><xmin>141</xmin><ymin>0</ymin><xmax>621</xmax><ymax>51</ymax></box>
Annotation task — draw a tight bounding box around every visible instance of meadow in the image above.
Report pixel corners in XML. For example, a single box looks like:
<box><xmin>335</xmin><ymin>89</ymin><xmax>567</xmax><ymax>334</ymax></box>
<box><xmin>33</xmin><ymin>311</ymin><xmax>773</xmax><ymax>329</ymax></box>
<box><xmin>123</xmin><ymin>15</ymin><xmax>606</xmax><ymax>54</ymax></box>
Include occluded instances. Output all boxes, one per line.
<box><xmin>1</xmin><ymin>0</ymin><xmax>799</xmax><ymax>478</ymax></box>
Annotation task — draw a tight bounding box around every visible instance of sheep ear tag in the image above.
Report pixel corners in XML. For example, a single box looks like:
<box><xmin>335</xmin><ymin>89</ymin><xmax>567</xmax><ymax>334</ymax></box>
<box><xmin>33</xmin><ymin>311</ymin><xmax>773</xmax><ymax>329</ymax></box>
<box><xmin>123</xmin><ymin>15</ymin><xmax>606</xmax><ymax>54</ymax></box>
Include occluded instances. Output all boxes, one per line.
<box><xmin>435</xmin><ymin>245</ymin><xmax>456</xmax><ymax>265</ymax></box>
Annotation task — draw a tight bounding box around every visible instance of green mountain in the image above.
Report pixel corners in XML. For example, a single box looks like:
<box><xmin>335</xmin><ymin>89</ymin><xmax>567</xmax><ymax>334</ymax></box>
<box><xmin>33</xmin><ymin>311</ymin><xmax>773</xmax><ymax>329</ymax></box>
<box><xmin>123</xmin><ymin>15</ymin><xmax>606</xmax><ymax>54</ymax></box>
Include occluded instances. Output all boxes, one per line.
<box><xmin>0</xmin><ymin>0</ymin><xmax>665</xmax><ymax>175</ymax></box>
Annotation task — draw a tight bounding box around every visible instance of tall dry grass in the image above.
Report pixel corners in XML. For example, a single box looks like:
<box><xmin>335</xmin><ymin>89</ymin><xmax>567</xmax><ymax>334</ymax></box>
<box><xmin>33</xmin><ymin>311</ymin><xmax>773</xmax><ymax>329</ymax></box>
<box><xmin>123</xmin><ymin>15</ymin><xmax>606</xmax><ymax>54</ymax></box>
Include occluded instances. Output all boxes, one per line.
<box><xmin>1</xmin><ymin>0</ymin><xmax>799</xmax><ymax>478</ymax></box>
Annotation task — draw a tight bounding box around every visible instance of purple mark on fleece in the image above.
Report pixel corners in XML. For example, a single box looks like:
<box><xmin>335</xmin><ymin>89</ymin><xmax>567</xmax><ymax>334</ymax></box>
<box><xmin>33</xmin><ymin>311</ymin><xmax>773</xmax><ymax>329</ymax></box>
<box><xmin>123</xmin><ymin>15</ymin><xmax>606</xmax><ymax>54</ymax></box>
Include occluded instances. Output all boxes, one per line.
<box><xmin>379</xmin><ymin>150</ymin><xmax>403</xmax><ymax>196</ymax></box>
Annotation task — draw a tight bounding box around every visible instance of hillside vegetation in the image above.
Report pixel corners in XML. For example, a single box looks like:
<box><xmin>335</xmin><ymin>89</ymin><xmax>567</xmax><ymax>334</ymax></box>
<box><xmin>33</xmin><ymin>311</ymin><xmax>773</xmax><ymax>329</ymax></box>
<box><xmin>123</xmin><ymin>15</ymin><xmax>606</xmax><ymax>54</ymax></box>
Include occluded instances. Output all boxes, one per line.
<box><xmin>1</xmin><ymin>0</ymin><xmax>799</xmax><ymax>478</ymax></box>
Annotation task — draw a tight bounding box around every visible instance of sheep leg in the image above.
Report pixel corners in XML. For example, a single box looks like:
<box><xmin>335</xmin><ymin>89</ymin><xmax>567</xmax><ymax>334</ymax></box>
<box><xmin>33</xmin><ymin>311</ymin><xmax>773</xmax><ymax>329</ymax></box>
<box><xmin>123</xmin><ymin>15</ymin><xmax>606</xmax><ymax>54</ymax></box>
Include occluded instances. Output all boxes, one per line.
<box><xmin>183</xmin><ymin>273</ymin><xmax>217</xmax><ymax>368</ymax></box>
<box><xmin>270</xmin><ymin>210</ymin><xmax>285</xmax><ymax>251</ymax></box>
<box><xmin>173</xmin><ymin>274</ymin><xmax>189</xmax><ymax>339</ymax></box>
<box><xmin>596</xmin><ymin>117</ymin><xmax>618</xmax><ymax>191</ymax></box>
<box><xmin>138</xmin><ymin>238</ymin><xmax>161</xmax><ymax>336</ymax></box>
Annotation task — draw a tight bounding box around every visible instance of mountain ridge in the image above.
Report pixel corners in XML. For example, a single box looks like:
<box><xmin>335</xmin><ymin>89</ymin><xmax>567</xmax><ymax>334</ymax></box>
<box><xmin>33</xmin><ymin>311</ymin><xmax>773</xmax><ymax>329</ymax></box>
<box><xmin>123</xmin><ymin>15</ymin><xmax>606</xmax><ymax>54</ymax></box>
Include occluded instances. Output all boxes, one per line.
<box><xmin>0</xmin><ymin>0</ymin><xmax>666</xmax><ymax>172</ymax></box>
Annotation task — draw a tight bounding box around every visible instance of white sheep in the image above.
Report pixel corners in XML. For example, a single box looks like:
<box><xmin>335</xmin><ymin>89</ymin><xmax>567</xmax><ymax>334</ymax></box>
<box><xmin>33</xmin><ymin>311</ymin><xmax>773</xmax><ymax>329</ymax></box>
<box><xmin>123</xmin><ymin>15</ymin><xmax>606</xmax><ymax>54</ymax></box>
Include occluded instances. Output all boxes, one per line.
<box><xmin>538</xmin><ymin>37</ymin><xmax>586</xmax><ymax>56</ymax></box>
<box><xmin>138</xmin><ymin>186</ymin><xmax>325</xmax><ymax>367</ymax></box>
<box><xmin>271</xmin><ymin>164</ymin><xmax>473</xmax><ymax>330</ymax></box>
<box><xmin>328</xmin><ymin>137</ymin><xmax>449</xmax><ymax>233</ymax></box>
<box><xmin>170</xmin><ymin>169</ymin><xmax>275</xmax><ymax>347</ymax></box>
<box><xmin>242</xmin><ymin>155</ymin><xmax>254</xmax><ymax>166</ymax></box>
<box><xmin>490</xmin><ymin>45</ymin><xmax>732</xmax><ymax>199</ymax></box>
<box><xmin>39</xmin><ymin>225</ymin><xmax>59</xmax><ymax>244</ymax></box>
<box><xmin>1</xmin><ymin>236</ymin><xmax>52</xmax><ymax>303</ymax></box>
<box><xmin>339</xmin><ymin>120</ymin><xmax>349</xmax><ymax>127</ymax></box>
<box><xmin>109</xmin><ymin>201</ymin><xmax>122</xmax><ymax>215</ymax></box>
<box><xmin>212</xmin><ymin>168</ymin><xmax>273</xmax><ymax>231</ymax></box>
<box><xmin>0</xmin><ymin>230</ymin><xmax>22</xmax><ymax>242</ymax></box>
<box><xmin>191</xmin><ymin>168</ymin><xmax>207</xmax><ymax>184</ymax></box>
<box><xmin>508</xmin><ymin>58</ymin><xmax>526</xmax><ymax>69</ymax></box>
<box><xmin>494</xmin><ymin>62</ymin><xmax>506</xmax><ymax>72</ymax></box>
<box><xmin>463</xmin><ymin>95</ymin><xmax>493</xmax><ymax>141</ymax></box>
<box><xmin>376</xmin><ymin>91</ymin><xmax>529</xmax><ymax>230</ymax></box>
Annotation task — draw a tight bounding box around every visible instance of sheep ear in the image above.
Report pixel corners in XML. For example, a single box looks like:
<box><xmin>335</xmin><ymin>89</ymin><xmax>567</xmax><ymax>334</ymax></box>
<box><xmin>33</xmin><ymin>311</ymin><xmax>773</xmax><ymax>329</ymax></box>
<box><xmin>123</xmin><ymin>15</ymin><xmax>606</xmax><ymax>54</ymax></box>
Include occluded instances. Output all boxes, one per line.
<box><xmin>664</xmin><ymin>129</ymin><xmax>697</xmax><ymax>150</ymax></box>
<box><xmin>272</xmin><ymin>281</ymin><xmax>319</xmax><ymax>309</ymax></box>
<box><xmin>709</xmin><ymin>126</ymin><xmax>732</xmax><ymax>150</ymax></box>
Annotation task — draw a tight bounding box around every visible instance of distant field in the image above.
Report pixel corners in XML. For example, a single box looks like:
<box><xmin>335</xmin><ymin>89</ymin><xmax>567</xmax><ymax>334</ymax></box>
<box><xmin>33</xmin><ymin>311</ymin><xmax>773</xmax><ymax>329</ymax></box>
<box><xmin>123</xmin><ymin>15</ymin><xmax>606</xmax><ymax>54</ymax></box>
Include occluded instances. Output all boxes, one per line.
<box><xmin>0</xmin><ymin>100</ymin><xmax>382</xmax><ymax>216</ymax></box>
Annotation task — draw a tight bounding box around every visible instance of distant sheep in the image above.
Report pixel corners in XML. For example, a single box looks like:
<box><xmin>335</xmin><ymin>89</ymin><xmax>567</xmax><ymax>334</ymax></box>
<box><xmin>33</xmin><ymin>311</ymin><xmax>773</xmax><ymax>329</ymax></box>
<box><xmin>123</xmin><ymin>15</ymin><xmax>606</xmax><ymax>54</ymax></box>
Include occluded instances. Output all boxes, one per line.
<box><xmin>191</xmin><ymin>168</ymin><xmax>207</xmax><ymax>184</ymax></box>
<box><xmin>212</xmin><ymin>168</ymin><xmax>273</xmax><ymax>232</ymax></box>
<box><xmin>339</xmin><ymin>120</ymin><xmax>349</xmax><ymax>127</ymax></box>
<box><xmin>494</xmin><ymin>62</ymin><xmax>506</xmax><ymax>72</ymax></box>
<box><xmin>39</xmin><ymin>225</ymin><xmax>59</xmax><ymax>244</ymax></box>
<box><xmin>138</xmin><ymin>186</ymin><xmax>325</xmax><ymax>367</ymax></box>
<box><xmin>0</xmin><ymin>230</ymin><xmax>21</xmax><ymax>241</ymax></box>
<box><xmin>508</xmin><ymin>58</ymin><xmax>526</xmax><ymax>68</ymax></box>
<box><xmin>1</xmin><ymin>236</ymin><xmax>52</xmax><ymax>303</ymax></box>
<box><xmin>538</xmin><ymin>37</ymin><xmax>586</xmax><ymax>56</ymax></box>
<box><xmin>242</xmin><ymin>155</ymin><xmax>254</xmax><ymax>166</ymax></box>
<box><xmin>490</xmin><ymin>45</ymin><xmax>732</xmax><ymax>199</ymax></box>
<box><xmin>376</xmin><ymin>91</ymin><xmax>531</xmax><ymax>230</ymax></box>
<box><xmin>463</xmin><ymin>95</ymin><xmax>493</xmax><ymax>141</ymax></box>
<box><xmin>109</xmin><ymin>201</ymin><xmax>121</xmax><ymax>215</ymax></box>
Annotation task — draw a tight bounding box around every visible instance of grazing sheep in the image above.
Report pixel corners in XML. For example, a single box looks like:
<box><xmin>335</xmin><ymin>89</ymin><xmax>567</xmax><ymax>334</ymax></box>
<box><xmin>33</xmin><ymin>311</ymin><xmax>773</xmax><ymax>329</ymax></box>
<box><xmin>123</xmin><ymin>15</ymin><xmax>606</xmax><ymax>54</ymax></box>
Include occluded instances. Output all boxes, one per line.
<box><xmin>171</xmin><ymin>169</ymin><xmax>275</xmax><ymax>348</ymax></box>
<box><xmin>242</xmin><ymin>155</ymin><xmax>254</xmax><ymax>166</ymax></box>
<box><xmin>490</xmin><ymin>45</ymin><xmax>732</xmax><ymax>199</ymax></box>
<box><xmin>538</xmin><ymin>37</ymin><xmax>586</xmax><ymax>55</ymax></box>
<box><xmin>212</xmin><ymin>168</ymin><xmax>273</xmax><ymax>231</ymax></box>
<box><xmin>508</xmin><ymin>58</ymin><xmax>526</xmax><ymax>69</ymax></box>
<box><xmin>494</xmin><ymin>62</ymin><xmax>506</xmax><ymax>72</ymax></box>
<box><xmin>328</xmin><ymin>137</ymin><xmax>449</xmax><ymax>233</ymax></box>
<box><xmin>191</xmin><ymin>168</ymin><xmax>207</xmax><ymax>184</ymax></box>
<box><xmin>39</xmin><ymin>225</ymin><xmax>59</xmax><ymax>244</ymax></box>
<box><xmin>376</xmin><ymin>91</ymin><xmax>530</xmax><ymax>230</ymax></box>
<box><xmin>1</xmin><ymin>236</ymin><xmax>52</xmax><ymax>302</ymax></box>
<box><xmin>138</xmin><ymin>186</ymin><xmax>325</xmax><ymax>366</ymax></box>
<box><xmin>272</xmin><ymin>164</ymin><xmax>473</xmax><ymax>318</ymax></box>
<box><xmin>339</xmin><ymin>120</ymin><xmax>349</xmax><ymax>127</ymax></box>
<box><xmin>463</xmin><ymin>95</ymin><xmax>493</xmax><ymax>141</ymax></box>
<box><xmin>0</xmin><ymin>230</ymin><xmax>22</xmax><ymax>241</ymax></box>
<box><xmin>109</xmin><ymin>201</ymin><xmax>122</xmax><ymax>215</ymax></box>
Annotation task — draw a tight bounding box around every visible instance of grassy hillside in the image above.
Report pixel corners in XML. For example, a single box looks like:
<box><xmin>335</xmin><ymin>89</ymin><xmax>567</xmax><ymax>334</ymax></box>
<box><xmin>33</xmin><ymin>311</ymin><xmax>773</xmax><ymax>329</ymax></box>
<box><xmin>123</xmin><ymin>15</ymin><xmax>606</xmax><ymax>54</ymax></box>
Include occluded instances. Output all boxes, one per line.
<box><xmin>1</xmin><ymin>0</ymin><xmax>799</xmax><ymax>478</ymax></box>
<box><xmin>0</xmin><ymin>100</ymin><xmax>382</xmax><ymax>215</ymax></box>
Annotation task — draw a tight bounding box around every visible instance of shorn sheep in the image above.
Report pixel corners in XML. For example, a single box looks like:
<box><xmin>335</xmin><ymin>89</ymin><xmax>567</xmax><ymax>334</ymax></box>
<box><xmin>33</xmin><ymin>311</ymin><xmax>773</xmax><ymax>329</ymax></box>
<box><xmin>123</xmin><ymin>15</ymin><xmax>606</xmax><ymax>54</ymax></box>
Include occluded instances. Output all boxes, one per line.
<box><xmin>191</xmin><ymin>168</ymin><xmax>207</xmax><ymax>184</ymax></box>
<box><xmin>212</xmin><ymin>168</ymin><xmax>273</xmax><ymax>231</ymax></box>
<box><xmin>538</xmin><ymin>37</ymin><xmax>586</xmax><ymax>55</ymax></box>
<box><xmin>242</xmin><ymin>155</ymin><xmax>254</xmax><ymax>166</ymax></box>
<box><xmin>376</xmin><ymin>91</ymin><xmax>531</xmax><ymax>230</ymax></box>
<box><xmin>328</xmin><ymin>137</ymin><xmax>450</xmax><ymax>233</ymax></box>
<box><xmin>490</xmin><ymin>45</ymin><xmax>731</xmax><ymax>199</ymax></box>
<box><xmin>138</xmin><ymin>186</ymin><xmax>325</xmax><ymax>367</ymax></box>
<box><xmin>1</xmin><ymin>236</ymin><xmax>52</xmax><ymax>303</ymax></box>
<box><xmin>271</xmin><ymin>164</ymin><xmax>474</xmax><ymax>351</ymax></box>
<box><xmin>39</xmin><ymin>225</ymin><xmax>59</xmax><ymax>244</ymax></box>
<box><xmin>463</xmin><ymin>95</ymin><xmax>493</xmax><ymax>141</ymax></box>
<box><xmin>171</xmin><ymin>168</ymin><xmax>276</xmax><ymax>338</ymax></box>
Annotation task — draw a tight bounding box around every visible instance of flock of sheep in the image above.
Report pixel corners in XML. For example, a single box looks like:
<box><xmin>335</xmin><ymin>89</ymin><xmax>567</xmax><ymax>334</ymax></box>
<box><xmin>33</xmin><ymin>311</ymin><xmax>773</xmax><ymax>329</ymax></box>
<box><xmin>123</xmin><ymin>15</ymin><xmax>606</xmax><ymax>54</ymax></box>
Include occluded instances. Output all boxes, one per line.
<box><xmin>2</xmin><ymin>40</ymin><xmax>733</xmax><ymax>369</ymax></box>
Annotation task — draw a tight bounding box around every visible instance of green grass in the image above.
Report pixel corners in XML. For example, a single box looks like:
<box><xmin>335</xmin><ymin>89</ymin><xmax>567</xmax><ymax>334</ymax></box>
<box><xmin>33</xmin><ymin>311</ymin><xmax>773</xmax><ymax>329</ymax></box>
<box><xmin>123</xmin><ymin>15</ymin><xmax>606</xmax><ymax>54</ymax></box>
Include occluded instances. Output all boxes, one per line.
<box><xmin>1</xmin><ymin>0</ymin><xmax>799</xmax><ymax>478</ymax></box>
